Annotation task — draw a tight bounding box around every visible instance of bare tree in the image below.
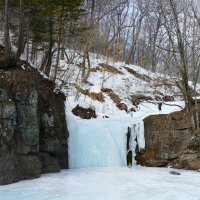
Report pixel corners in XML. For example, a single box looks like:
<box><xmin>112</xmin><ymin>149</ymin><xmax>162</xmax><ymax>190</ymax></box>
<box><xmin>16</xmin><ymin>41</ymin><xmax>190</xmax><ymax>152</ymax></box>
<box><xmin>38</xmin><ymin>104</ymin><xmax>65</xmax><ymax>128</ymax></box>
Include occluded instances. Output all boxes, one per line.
<box><xmin>156</xmin><ymin>0</ymin><xmax>200</xmax><ymax>129</ymax></box>
<box><xmin>126</xmin><ymin>0</ymin><xmax>148</xmax><ymax>64</ymax></box>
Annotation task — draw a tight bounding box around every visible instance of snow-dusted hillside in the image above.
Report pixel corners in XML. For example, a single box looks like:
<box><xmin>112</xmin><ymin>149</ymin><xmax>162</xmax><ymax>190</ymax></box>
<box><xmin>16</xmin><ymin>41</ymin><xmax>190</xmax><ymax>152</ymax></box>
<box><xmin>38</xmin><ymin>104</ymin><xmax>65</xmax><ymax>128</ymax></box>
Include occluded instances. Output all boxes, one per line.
<box><xmin>60</xmin><ymin>51</ymin><xmax>185</xmax><ymax>118</ymax></box>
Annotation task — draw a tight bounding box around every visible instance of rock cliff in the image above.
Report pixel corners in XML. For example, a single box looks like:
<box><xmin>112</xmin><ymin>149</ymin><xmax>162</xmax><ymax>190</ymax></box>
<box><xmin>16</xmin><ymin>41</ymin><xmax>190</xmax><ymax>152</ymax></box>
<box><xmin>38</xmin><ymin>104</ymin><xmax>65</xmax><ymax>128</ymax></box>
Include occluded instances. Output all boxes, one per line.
<box><xmin>137</xmin><ymin>109</ymin><xmax>200</xmax><ymax>170</ymax></box>
<box><xmin>0</xmin><ymin>66</ymin><xmax>68</xmax><ymax>185</ymax></box>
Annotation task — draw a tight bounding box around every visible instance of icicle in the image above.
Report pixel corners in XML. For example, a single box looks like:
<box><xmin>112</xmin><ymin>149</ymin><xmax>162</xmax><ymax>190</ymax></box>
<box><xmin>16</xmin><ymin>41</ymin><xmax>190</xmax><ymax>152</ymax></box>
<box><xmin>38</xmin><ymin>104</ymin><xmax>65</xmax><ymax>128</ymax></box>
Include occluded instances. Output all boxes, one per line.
<box><xmin>129</xmin><ymin>121</ymin><xmax>145</xmax><ymax>165</ymax></box>
<box><xmin>137</xmin><ymin>121</ymin><xmax>145</xmax><ymax>151</ymax></box>
<box><xmin>129</xmin><ymin>125</ymin><xmax>137</xmax><ymax>166</ymax></box>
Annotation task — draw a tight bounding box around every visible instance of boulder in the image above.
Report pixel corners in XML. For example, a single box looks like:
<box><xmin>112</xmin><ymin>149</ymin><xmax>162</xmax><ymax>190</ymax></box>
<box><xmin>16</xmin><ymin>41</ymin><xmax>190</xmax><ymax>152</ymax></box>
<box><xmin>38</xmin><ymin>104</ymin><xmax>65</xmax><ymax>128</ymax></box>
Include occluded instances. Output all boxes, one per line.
<box><xmin>72</xmin><ymin>105</ymin><xmax>96</xmax><ymax>119</ymax></box>
<box><xmin>137</xmin><ymin>110</ymin><xmax>191</xmax><ymax>167</ymax></box>
<box><xmin>0</xmin><ymin>152</ymin><xmax>17</xmax><ymax>185</ymax></box>
<box><xmin>136</xmin><ymin>103</ymin><xmax>200</xmax><ymax>170</ymax></box>
<box><xmin>170</xmin><ymin>136</ymin><xmax>200</xmax><ymax>170</ymax></box>
<box><xmin>18</xmin><ymin>155</ymin><xmax>41</xmax><ymax>180</ymax></box>
<box><xmin>169</xmin><ymin>170</ymin><xmax>181</xmax><ymax>175</ymax></box>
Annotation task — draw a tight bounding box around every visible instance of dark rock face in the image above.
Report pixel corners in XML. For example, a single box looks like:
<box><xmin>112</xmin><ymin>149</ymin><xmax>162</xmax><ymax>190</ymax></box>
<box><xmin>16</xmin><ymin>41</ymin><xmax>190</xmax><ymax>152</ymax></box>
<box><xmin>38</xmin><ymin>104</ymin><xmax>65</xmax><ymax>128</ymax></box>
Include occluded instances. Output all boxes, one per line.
<box><xmin>39</xmin><ymin>152</ymin><xmax>60</xmax><ymax>173</ymax></box>
<box><xmin>0</xmin><ymin>66</ymin><xmax>68</xmax><ymax>185</ymax></box>
<box><xmin>138</xmin><ymin>109</ymin><xmax>200</xmax><ymax>170</ymax></box>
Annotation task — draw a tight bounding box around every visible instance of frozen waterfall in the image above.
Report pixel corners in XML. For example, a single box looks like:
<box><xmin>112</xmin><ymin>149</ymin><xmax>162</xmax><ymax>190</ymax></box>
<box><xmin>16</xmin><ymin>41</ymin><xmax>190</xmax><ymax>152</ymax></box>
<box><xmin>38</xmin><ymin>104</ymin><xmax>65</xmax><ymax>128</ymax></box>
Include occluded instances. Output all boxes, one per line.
<box><xmin>67</xmin><ymin>101</ymin><xmax>185</xmax><ymax>169</ymax></box>
<box><xmin>67</xmin><ymin>116</ymin><xmax>145</xmax><ymax>168</ymax></box>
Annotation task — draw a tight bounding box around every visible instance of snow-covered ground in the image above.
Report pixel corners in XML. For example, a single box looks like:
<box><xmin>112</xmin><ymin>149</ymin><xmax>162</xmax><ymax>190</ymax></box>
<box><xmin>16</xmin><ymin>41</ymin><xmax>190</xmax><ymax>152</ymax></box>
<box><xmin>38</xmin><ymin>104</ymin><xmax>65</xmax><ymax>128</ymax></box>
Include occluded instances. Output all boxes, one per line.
<box><xmin>0</xmin><ymin>166</ymin><xmax>200</xmax><ymax>200</ymax></box>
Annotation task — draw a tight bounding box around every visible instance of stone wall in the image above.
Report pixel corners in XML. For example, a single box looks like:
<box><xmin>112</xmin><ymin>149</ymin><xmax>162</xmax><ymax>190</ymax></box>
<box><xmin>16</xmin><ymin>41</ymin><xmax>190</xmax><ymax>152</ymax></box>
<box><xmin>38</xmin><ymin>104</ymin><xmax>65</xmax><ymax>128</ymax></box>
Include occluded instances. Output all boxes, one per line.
<box><xmin>137</xmin><ymin>110</ymin><xmax>200</xmax><ymax>170</ymax></box>
<box><xmin>0</xmin><ymin>66</ymin><xmax>68</xmax><ymax>185</ymax></box>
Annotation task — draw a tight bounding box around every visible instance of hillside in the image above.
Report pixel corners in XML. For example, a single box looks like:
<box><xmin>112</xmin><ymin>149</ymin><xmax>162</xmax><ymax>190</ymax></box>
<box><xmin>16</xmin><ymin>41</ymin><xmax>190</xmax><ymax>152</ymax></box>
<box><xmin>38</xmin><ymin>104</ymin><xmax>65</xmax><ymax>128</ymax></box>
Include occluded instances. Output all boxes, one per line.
<box><xmin>54</xmin><ymin>51</ymin><xmax>197</xmax><ymax>169</ymax></box>
<box><xmin>57</xmin><ymin>51</ymin><xmax>193</xmax><ymax>119</ymax></box>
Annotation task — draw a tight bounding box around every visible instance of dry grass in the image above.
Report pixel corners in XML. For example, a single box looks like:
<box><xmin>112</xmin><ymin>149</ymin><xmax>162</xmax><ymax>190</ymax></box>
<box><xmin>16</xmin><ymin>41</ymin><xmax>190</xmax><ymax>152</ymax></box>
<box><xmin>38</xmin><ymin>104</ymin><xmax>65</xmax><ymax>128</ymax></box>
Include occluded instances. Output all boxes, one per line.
<box><xmin>99</xmin><ymin>63</ymin><xmax>124</xmax><ymax>75</ymax></box>
<box><xmin>90</xmin><ymin>92</ymin><xmax>104</xmax><ymax>102</ymax></box>
<box><xmin>75</xmin><ymin>84</ymin><xmax>104</xmax><ymax>102</ymax></box>
<box><xmin>130</xmin><ymin>94</ymin><xmax>153</xmax><ymax>106</ymax></box>
<box><xmin>153</xmin><ymin>78</ymin><xmax>173</xmax><ymax>89</ymax></box>
<box><xmin>101</xmin><ymin>87</ymin><xmax>128</xmax><ymax>112</ymax></box>
<box><xmin>101</xmin><ymin>87</ymin><xmax>121</xmax><ymax>104</ymax></box>
<box><xmin>116</xmin><ymin>102</ymin><xmax>128</xmax><ymax>112</ymax></box>
<box><xmin>162</xmin><ymin>95</ymin><xmax>175</xmax><ymax>101</ymax></box>
<box><xmin>124</xmin><ymin>66</ymin><xmax>152</xmax><ymax>82</ymax></box>
<box><xmin>90</xmin><ymin>66</ymin><xmax>101</xmax><ymax>72</ymax></box>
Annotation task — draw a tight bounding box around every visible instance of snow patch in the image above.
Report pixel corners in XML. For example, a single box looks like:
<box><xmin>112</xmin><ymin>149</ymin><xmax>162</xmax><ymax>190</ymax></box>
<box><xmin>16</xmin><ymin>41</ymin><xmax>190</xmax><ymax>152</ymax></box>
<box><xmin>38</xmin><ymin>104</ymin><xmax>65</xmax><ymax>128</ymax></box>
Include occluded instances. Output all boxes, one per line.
<box><xmin>89</xmin><ymin>85</ymin><xmax>101</xmax><ymax>93</ymax></box>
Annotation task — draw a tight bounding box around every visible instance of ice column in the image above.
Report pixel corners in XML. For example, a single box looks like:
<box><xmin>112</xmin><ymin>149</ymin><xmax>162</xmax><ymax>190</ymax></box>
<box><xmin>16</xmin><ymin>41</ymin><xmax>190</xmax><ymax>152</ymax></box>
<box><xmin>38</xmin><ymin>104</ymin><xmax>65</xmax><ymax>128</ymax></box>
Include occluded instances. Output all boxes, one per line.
<box><xmin>135</xmin><ymin>121</ymin><xmax>145</xmax><ymax>150</ymax></box>
<box><xmin>129</xmin><ymin>121</ymin><xmax>145</xmax><ymax>165</ymax></box>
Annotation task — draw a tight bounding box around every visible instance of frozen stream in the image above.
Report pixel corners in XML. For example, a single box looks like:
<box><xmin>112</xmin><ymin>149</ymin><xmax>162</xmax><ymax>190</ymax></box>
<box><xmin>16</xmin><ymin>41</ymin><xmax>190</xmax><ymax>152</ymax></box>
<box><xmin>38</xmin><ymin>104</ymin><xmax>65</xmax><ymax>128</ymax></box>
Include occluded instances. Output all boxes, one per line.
<box><xmin>0</xmin><ymin>166</ymin><xmax>200</xmax><ymax>200</ymax></box>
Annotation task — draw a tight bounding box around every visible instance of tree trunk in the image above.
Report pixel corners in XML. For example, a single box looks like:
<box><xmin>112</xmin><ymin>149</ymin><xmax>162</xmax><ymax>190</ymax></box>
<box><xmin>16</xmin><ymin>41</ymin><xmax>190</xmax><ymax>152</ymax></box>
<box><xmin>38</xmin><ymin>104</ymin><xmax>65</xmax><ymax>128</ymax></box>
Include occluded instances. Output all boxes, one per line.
<box><xmin>4</xmin><ymin>0</ymin><xmax>11</xmax><ymax>67</ymax></box>
<box><xmin>45</xmin><ymin>17</ymin><xmax>53</xmax><ymax>77</ymax></box>
<box><xmin>82</xmin><ymin>50</ymin><xmax>91</xmax><ymax>83</ymax></box>
<box><xmin>53</xmin><ymin>19</ymin><xmax>62</xmax><ymax>83</ymax></box>
<box><xmin>16</xmin><ymin>0</ymin><xmax>25</xmax><ymax>59</ymax></box>
<box><xmin>151</xmin><ymin>18</ymin><xmax>161</xmax><ymax>72</ymax></box>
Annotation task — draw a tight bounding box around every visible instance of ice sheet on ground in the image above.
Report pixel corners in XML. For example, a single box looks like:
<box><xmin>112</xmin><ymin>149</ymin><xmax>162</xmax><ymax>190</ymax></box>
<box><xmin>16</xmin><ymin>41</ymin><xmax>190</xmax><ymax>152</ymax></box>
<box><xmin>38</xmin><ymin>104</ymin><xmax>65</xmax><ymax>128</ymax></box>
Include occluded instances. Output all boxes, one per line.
<box><xmin>0</xmin><ymin>166</ymin><xmax>199</xmax><ymax>200</ymax></box>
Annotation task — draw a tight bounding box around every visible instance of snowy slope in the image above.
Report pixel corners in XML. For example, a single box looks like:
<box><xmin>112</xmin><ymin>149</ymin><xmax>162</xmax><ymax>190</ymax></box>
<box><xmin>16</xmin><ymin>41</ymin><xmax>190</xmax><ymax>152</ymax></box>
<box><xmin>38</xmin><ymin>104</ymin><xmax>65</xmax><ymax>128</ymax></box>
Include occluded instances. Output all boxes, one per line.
<box><xmin>60</xmin><ymin>51</ymin><xmax>185</xmax><ymax>118</ymax></box>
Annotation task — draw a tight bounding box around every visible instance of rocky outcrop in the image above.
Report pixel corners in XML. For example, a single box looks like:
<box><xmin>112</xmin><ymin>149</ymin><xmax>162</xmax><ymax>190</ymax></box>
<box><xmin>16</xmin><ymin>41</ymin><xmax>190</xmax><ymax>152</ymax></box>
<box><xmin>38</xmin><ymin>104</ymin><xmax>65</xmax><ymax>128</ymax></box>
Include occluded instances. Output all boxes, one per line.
<box><xmin>72</xmin><ymin>105</ymin><xmax>96</xmax><ymax>119</ymax></box>
<box><xmin>170</xmin><ymin>134</ymin><xmax>200</xmax><ymax>170</ymax></box>
<box><xmin>0</xmin><ymin>66</ymin><xmax>68</xmax><ymax>185</ymax></box>
<box><xmin>137</xmin><ymin>109</ymin><xmax>200</xmax><ymax>170</ymax></box>
<box><xmin>137</xmin><ymin>110</ymin><xmax>192</xmax><ymax>167</ymax></box>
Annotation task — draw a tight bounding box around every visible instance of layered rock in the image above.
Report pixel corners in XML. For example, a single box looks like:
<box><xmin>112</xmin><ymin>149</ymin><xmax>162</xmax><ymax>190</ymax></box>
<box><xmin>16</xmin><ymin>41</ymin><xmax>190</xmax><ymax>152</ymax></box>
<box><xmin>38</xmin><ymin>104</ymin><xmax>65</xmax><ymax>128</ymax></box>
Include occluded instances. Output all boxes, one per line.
<box><xmin>137</xmin><ymin>110</ymin><xmax>200</xmax><ymax>170</ymax></box>
<box><xmin>0</xmin><ymin>66</ymin><xmax>68</xmax><ymax>185</ymax></box>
